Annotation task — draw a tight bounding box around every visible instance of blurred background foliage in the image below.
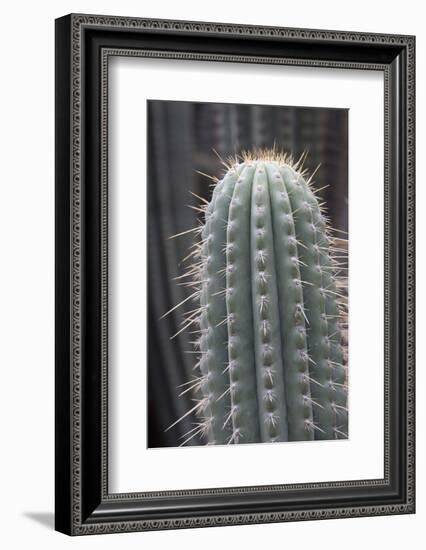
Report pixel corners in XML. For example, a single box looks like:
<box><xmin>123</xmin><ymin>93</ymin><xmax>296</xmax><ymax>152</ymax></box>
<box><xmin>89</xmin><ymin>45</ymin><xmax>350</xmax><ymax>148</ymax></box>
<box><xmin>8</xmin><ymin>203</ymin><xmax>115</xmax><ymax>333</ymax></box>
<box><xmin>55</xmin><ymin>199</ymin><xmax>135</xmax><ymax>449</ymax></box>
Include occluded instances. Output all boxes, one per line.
<box><xmin>147</xmin><ymin>100</ymin><xmax>348</xmax><ymax>447</ymax></box>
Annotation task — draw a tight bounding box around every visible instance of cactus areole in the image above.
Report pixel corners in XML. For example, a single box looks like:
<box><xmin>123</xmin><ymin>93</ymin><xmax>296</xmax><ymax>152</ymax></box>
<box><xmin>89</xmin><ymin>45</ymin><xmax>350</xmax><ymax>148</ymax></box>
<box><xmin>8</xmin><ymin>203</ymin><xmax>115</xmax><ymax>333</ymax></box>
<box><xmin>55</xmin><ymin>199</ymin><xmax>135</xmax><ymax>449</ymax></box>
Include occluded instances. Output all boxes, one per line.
<box><xmin>168</xmin><ymin>151</ymin><xmax>348</xmax><ymax>445</ymax></box>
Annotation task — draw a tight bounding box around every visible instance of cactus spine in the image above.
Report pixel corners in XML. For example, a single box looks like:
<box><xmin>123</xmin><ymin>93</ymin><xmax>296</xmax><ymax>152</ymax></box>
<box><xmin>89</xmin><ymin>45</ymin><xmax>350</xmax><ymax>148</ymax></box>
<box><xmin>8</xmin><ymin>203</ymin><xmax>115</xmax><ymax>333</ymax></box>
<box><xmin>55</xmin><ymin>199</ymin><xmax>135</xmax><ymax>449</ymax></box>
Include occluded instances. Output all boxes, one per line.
<box><xmin>169</xmin><ymin>151</ymin><xmax>348</xmax><ymax>445</ymax></box>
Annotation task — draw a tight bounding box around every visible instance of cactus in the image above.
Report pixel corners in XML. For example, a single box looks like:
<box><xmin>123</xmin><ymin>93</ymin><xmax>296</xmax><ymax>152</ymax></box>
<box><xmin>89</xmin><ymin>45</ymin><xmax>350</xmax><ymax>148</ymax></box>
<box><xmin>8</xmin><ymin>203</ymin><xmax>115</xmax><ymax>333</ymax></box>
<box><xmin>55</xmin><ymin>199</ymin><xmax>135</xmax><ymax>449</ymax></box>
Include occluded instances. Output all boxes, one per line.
<box><xmin>167</xmin><ymin>150</ymin><xmax>348</xmax><ymax>445</ymax></box>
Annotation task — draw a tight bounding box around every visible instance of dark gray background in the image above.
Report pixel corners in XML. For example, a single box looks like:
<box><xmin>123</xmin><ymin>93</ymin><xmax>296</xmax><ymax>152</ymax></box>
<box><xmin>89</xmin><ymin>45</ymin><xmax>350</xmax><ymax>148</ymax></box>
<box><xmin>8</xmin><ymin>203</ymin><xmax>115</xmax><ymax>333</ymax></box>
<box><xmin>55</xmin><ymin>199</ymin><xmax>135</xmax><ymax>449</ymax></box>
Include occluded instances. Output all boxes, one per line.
<box><xmin>147</xmin><ymin>100</ymin><xmax>348</xmax><ymax>447</ymax></box>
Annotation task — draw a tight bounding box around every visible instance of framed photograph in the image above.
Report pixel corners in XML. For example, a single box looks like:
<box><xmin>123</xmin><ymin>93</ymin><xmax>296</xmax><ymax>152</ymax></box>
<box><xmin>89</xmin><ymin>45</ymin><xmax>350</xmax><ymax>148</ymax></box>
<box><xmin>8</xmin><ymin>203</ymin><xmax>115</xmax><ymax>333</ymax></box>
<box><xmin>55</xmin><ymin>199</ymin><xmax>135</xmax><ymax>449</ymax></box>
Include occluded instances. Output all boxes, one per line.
<box><xmin>55</xmin><ymin>14</ymin><xmax>415</xmax><ymax>535</ymax></box>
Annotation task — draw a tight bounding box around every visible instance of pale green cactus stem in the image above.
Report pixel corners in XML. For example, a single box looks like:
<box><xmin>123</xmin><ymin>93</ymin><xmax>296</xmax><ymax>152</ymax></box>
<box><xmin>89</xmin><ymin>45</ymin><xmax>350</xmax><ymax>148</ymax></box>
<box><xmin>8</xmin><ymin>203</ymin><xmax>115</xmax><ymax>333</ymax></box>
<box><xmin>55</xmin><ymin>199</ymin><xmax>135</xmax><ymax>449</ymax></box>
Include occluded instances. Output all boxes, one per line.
<box><xmin>168</xmin><ymin>151</ymin><xmax>348</xmax><ymax>445</ymax></box>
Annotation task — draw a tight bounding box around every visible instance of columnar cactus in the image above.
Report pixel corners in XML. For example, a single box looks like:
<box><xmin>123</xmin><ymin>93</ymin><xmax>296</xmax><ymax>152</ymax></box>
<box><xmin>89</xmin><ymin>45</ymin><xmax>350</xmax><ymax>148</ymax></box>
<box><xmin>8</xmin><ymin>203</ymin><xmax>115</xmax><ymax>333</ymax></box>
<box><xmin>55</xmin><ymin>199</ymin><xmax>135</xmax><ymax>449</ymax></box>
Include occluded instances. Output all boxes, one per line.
<box><xmin>167</xmin><ymin>151</ymin><xmax>348</xmax><ymax>445</ymax></box>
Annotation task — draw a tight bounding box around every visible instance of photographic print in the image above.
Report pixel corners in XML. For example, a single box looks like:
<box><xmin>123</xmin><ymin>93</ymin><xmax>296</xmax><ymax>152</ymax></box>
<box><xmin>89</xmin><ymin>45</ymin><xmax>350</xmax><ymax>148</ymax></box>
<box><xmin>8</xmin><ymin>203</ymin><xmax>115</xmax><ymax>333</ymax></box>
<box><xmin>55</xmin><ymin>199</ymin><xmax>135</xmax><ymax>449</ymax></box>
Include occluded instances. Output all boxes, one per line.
<box><xmin>55</xmin><ymin>15</ymin><xmax>415</xmax><ymax>534</ymax></box>
<box><xmin>148</xmin><ymin>100</ymin><xmax>348</xmax><ymax>448</ymax></box>
<box><xmin>56</xmin><ymin>16</ymin><xmax>414</xmax><ymax>534</ymax></box>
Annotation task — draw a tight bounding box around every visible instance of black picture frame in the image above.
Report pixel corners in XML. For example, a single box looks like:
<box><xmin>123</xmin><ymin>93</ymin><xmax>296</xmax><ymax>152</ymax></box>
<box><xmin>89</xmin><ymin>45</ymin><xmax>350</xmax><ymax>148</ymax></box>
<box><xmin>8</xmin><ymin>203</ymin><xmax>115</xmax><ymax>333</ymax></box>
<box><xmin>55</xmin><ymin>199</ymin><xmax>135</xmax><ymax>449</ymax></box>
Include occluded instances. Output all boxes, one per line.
<box><xmin>55</xmin><ymin>13</ymin><xmax>415</xmax><ymax>535</ymax></box>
